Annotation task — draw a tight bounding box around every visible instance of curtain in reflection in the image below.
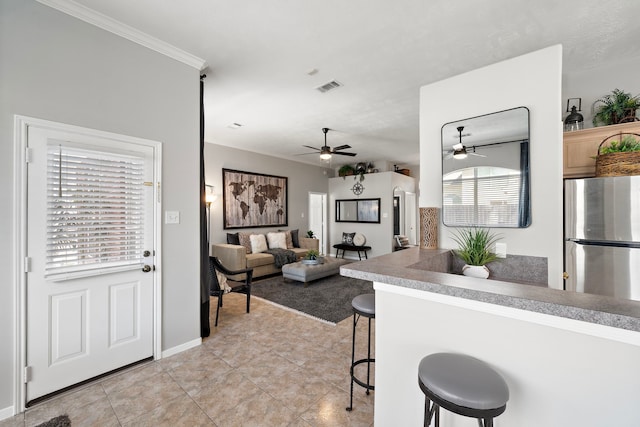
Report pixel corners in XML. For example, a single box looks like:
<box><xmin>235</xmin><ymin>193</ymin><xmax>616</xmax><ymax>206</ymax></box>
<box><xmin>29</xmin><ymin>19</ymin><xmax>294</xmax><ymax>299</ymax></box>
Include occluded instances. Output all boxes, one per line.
<box><xmin>518</xmin><ymin>140</ymin><xmax>530</xmax><ymax>227</ymax></box>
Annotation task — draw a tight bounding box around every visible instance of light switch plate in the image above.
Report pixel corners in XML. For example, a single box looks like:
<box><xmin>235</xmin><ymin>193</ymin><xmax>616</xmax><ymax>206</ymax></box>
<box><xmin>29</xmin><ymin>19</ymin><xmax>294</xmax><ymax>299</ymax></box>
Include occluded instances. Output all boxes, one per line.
<box><xmin>165</xmin><ymin>211</ymin><xmax>180</xmax><ymax>224</ymax></box>
<box><xmin>495</xmin><ymin>242</ymin><xmax>507</xmax><ymax>258</ymax></box>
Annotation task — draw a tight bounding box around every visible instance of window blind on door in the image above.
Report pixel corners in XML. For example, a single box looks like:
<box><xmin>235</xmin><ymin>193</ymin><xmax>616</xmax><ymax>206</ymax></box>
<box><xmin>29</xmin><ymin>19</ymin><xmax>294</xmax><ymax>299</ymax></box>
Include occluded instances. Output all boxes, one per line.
<box><xmin>46</xmin><ymin>144</ymin><xmax>146</xmax><ymax>278</ymax></box>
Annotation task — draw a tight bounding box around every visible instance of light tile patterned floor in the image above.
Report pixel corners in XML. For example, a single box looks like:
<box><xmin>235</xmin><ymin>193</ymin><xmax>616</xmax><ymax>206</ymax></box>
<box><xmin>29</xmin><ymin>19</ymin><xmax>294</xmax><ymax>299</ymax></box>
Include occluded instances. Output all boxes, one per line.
<box><xmin>1</xmin><ymin>291</ymin><xmax>375</xmax><ymax>427</ymax></box>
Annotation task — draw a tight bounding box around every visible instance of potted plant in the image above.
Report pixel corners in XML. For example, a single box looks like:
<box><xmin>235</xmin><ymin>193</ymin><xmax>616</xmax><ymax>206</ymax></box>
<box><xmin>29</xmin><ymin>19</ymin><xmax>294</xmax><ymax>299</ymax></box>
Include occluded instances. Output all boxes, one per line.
<box><xmin>338</xmin><ymin>164</ymin><xmax>356</xmax><ymax>178</ymax></box>
<box><xmin>302</xmin><ymin>249</ymin><xmax>322</xmax><ymax>264</ymax></box>
<box><xmin>598</xmin><ymin>134</ymin><xmax>640</xmax><ymax>154</ymax></box>
<box><xmin>593</xmin><ymin>89</ymin><xmax>640</xmax><ymax>126</ymax></box>
<box><xmin>451</xmin><ymin>227</ymin><xmax>501</xmax><ymax>279</ymax></box>
<box><xmin>595</xmin><ymin>133</ymin><xmax>640</xmax><ymax>177</ymax></box>
<box><xmin>306</xmin><ymin>230</ymin><xmax>316</xmax><ymax>238</ymax></box>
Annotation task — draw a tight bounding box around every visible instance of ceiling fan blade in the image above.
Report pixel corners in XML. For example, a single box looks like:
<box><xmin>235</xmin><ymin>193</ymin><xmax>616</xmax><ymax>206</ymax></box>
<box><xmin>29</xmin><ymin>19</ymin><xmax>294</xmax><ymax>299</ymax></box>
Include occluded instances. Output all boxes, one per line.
<box><xmin>332</xmin><ymin>144</ymin><xmax>351</xmax><ymax>151</ymax></box>
<box><xmin>294</xmin><ymin>152</ymin><xmax>319</xmax><ymax>156</ymax></box>
<box><xmin>469</xmin><ymin>152</ymin><xmax>486</xmax><ymax>158</ymax></box>
<box><xmin>334</xmin><ymin>151</ymin><xmax>357</xmax><ymax>156</ymax></box>
<box><xmin>302</xmin><ymin>145</ymin><xmax>321</xmax><ymax>151</ymax></box>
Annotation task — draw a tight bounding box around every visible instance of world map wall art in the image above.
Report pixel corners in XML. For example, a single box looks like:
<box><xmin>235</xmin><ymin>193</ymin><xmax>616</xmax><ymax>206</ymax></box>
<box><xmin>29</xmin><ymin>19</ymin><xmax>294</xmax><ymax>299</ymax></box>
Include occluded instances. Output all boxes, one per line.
<box><xmin>222</xmin><ymin>168</ymin><xmax>288</xmax><ymax>229</ymax></box>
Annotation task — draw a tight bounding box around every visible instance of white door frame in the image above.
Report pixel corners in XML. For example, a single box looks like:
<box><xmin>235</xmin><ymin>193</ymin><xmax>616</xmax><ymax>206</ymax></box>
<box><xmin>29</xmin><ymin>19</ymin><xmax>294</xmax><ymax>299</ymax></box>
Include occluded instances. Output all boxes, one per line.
<box><xmin>308</xmin><ymin>192</ymin><xmax>327</xmax><ymax>255</ymax></box>
<box><xmin>12</xmin><ymin>116</ymin><xmax>163</xmax><ymax>413</ymax></box>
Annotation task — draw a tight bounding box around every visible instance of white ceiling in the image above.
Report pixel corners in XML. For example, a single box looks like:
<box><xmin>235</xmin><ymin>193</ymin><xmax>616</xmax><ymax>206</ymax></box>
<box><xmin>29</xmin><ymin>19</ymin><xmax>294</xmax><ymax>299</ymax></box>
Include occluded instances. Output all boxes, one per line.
<box><xmin>67</xmin><ymin>0</ymin><xmax>640</xmax><ymax>167</ymax></box>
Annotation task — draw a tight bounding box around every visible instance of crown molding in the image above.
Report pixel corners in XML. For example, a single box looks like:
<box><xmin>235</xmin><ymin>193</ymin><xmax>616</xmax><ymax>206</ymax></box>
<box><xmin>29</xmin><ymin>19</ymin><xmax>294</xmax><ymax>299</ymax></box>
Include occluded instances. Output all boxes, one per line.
<box><xmin>37</xmin><ymin>0</ymin><xmax>207</xmax><ymax>70</ymax></box>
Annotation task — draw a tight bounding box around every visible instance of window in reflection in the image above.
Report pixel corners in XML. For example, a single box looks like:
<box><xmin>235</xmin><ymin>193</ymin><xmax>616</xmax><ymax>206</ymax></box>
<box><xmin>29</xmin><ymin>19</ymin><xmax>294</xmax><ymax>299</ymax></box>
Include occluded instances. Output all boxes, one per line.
<box><xmin>443</xmin><ymin>166</ymin><xmax>521</xmax><ymax>227</ymax></box>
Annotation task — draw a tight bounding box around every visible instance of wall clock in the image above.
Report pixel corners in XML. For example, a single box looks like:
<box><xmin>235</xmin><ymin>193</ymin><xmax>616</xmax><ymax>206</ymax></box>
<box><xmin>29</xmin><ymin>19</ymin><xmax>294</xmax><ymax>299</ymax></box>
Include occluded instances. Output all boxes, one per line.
<box><xmin>352</xmin><ymin>182</ymin><xmax>364</xmax><ymax>195</ymax></box>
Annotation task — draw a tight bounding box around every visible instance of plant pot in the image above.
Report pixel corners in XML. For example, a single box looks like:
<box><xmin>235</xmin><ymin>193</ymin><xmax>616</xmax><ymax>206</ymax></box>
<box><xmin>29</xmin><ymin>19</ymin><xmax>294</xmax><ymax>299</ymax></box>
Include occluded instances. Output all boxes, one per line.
<box><xmin>595</xmin><ymin>132</ymin><xmax>640</xmax><ymax>177</ymax></box>
<box><xmin>462</xmin><ymin>264</ymin><xmax>490</xmax><ymax>279</ymax></box>
<box><xmin>613</xmin><ymin>109</ymin><xmax>638</xmax><ymax>124</ymax></box>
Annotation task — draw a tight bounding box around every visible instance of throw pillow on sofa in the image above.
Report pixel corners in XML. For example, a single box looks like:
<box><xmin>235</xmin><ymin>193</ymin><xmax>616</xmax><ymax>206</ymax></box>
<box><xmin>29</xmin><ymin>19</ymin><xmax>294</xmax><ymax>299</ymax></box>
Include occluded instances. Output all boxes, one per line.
<box><xmin>279</xmin><ymin>229</ymin><xmax>293</xmax><ymax>248</ymax></box>
<box><xmin>238</xmin><ymin>232</ymin><xmax>253</xmax><ymax>254</ymax></box>
<box><xmin>250</xmin><ymin>234</ymin><xmax>268</xmax><ymax>253</ymax></box>
<box><xmin>267</xmin><ymin>232</ymin><xmax>287</xmax><ymax>249</ymax></box>
<box><xmin>342</xmin><ymin>232</ymin><xmax>356</xmax><ymax>245</ymax></box>
<box><xmin>279</xmin><ymin>228</ymin><xmax>300</xmax><ymax>247</ymax></box>
<box><xmin>290</xmin><ymin>229</ymin><xmax>300</xmax><ymax>247</ymax></box>
<box><xmin>226</xmin><ymin>232</ymin><xmax>240</xmax><ymax>245</ymax></box>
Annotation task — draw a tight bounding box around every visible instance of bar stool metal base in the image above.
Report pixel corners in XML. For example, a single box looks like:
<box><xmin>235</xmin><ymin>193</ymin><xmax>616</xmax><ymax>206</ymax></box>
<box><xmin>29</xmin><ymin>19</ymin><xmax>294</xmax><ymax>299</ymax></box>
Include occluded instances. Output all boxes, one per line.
<box><xmin>419</xmin><ymin>379</ymin><xmax>505</xmax><ymax>427</ymax></box>
<box><xmin>346</xmin><ymin>294</ymin><xmax>375</xmax><ymax>412</ymax></box>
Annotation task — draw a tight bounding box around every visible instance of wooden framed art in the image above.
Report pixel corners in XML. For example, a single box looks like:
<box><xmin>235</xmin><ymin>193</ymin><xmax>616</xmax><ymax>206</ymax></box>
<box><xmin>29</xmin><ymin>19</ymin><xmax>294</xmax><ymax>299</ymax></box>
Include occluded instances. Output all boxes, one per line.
<box><xmin>222</xmin><ymin>168</ymin><xmax>288</xmax><ymax>229</ymax></box>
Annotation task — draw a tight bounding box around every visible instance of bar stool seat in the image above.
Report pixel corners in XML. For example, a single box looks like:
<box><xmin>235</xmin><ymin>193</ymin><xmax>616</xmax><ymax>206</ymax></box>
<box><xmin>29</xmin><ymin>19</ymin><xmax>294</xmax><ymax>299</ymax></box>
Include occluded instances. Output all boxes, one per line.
<box><xmin>346</xmin><ymin>293</ymin><xmax>375</xmax><ymax>412</ymax></box>
<box><xmin>352</xmin><ymin>293</ymin><xmax>375</xmax><ymax>316</ymax></box>
<box><xmin>418</xmin><ymin>353</ymin><xmax>509</xmax><ymax>427</ymax></box>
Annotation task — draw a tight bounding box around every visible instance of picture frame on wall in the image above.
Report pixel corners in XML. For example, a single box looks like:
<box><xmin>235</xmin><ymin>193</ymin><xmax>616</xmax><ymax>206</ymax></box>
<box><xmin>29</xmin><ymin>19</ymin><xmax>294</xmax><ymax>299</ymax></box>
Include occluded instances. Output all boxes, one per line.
<box><xmin>222</xmin><ymin>168</ymin><xmax>288</xmax><ymax>229</ymax></box>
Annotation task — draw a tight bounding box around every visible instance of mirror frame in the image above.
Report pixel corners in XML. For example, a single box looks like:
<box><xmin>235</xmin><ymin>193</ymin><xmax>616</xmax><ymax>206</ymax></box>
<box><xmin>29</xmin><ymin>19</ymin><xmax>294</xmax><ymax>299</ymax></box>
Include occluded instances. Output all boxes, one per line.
<box><xmin>335</xmin><ymin>198</ymin><xmax>381</xmax><ymax>223</ymax></box>
<box><xmin>441</xmin><ymin>106</ymin><xmax>531</xmax><ymax>228</ymax></box>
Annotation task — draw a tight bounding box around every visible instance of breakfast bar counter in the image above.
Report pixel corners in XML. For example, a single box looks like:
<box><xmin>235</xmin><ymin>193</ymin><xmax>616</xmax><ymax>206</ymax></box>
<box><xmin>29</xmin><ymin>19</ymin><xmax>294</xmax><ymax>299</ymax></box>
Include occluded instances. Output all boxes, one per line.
<box><xmin>340</xmin><ymin>248</ymin><xmax>640</xmax><ymax>426</ymax></box>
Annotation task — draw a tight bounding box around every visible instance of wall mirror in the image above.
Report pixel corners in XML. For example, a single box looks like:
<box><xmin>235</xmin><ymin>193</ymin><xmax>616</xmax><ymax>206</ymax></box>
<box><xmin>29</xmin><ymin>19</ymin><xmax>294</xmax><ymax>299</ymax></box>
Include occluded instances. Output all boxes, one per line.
<box><xmin>336</xmin><ymin>198</ymin><xmax>381</xmax><ymax>223</ymax></box>
<box><xmin>441</xmin><ymin>106</ymin><xmax>531</xmax><ymax>228</ymax></box>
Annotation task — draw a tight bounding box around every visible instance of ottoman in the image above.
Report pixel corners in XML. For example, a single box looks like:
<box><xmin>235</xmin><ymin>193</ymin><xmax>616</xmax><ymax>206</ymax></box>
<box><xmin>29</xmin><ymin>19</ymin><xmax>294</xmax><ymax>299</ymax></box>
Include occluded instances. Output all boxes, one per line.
<box><xmin>282</xmin><ymin>257</ymin><xmax>350</xmax><ymax>286</ymax></box>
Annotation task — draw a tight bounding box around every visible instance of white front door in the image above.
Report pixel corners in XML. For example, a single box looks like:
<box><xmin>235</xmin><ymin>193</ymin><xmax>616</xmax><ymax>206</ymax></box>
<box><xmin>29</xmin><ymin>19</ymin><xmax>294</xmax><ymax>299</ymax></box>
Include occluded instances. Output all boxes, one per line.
<box><xmin>405</xmin><ymin>192</ymin><xmax>417</xmax><ymax>245</ymax></box>
<box><xmin>308</xmin><ymin>192</ymin><xmax>327</xmax><ymax>254</ymax></box>
<box><xmin>25</xmin><ymin>124</ymin><xmax>157</xmax><ymax>403</ymax></box>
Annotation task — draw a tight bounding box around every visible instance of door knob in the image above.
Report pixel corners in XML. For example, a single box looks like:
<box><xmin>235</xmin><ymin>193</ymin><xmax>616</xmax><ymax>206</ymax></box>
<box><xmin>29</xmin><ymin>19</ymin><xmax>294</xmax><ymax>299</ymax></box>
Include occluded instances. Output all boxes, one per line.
<box><xmin>562</xmin><ymin>272</ymin><xmax>569</xmax><ymax>280</ymax></box>
<box><xmin>143</xmin><ymin>250</ymin><xmax>151</xmax><ymax>257</ymax></box>
<box><xmin>142</xmin><ymin>265</ymin><xmax>152</xmax><ymax>273</ymax></box>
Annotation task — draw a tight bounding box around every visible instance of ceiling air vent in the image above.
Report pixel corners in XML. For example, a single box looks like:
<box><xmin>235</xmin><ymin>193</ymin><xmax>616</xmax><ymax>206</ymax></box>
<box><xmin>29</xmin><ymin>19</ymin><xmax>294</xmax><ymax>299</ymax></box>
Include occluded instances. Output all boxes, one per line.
<box><xmin>315</xmin><ymin>80</ymin><xmax>343</xmax><ymax>93</ymax></box>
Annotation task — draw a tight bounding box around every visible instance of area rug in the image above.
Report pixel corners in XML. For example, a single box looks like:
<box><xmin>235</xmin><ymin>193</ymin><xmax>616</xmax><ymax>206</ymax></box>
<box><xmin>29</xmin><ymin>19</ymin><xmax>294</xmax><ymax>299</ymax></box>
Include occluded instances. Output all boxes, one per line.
<box><xmin>35</xmin><ymin>414</ymin><xmax>71</xmax><ymax>427</ymax></box>
<box><xmin>251</xmin><ymin>274</ymin><xmax>373</xmax><ymax>324</ymax></box>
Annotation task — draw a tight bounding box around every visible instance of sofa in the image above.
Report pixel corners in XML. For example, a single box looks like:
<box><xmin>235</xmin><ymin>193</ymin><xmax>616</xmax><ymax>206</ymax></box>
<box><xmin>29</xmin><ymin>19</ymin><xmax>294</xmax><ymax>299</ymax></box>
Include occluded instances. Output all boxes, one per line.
<box><xmin>212</xmin><ymin>232</ymin><xmax>319</xmax><ymax>280</ymax></box>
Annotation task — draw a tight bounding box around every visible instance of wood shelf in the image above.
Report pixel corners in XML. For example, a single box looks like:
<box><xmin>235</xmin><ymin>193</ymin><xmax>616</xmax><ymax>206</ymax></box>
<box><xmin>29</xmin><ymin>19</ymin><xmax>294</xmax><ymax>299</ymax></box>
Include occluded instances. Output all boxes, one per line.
<box><xmin>563</xmin><ymin>121</ymin><xmax>640</xmax><ymax>178</ymax></box>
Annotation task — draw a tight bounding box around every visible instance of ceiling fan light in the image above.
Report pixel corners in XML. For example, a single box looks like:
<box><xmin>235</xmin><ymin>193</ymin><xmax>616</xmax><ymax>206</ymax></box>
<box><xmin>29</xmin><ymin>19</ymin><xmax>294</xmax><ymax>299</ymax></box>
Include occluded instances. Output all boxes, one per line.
<box><xmin>320</xmin><ymin>152</ymin><xmax>332</xmax><ymax>160</ymax></box>
<box><xmin>453</xmin><ymin>147</ymin><xmax>467</xmax><ymax>159</ymax></box>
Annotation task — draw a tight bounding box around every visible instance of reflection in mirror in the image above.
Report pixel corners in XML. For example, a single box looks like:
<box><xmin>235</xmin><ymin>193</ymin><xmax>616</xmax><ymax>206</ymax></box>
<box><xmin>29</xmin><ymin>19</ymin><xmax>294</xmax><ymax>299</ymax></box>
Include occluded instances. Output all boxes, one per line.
<box><xmin>441</xmin><ymin>107</ymin><xmax>530</xmax><ymax>228</ymax></box>
<box><xmin>393</xmin><ymin>187</ymin><xmax>403</xmax><ymax>235</ymax></box>
<box><xmin>336</xmin><ymin>198</ymin><xmax>381</xmax><ymax>223</ymax></box>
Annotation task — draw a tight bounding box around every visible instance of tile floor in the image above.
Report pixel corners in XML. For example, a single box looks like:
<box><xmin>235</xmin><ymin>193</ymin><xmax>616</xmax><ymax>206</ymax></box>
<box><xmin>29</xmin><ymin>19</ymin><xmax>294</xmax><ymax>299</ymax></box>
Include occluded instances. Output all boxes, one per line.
<box><xmin>1</xmin><ymin>291</ymin><xmax>375</xmax><ymax>427</ymax></box>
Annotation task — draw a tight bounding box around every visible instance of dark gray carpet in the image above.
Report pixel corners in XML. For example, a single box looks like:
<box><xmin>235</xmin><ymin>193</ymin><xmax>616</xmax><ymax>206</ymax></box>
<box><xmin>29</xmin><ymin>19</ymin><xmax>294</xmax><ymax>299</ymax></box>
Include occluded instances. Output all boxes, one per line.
<box><xmin>251</xmin><ymin>274</ymin><xmax>373</xmax><ymax>324</ymax></box>
<box><xmin>35</xmin><ymin>415</ymin><xmax>71</xmax><ymax>427</ymax></box>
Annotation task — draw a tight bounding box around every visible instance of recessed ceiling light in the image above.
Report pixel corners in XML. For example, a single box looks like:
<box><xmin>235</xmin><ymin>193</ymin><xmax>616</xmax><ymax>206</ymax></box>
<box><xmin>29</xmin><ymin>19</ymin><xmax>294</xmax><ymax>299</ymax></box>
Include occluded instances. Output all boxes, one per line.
<box><xmin>227</xmin><ymin>123</ymin><xmax>242</xmax><ymax>129</ymax></box>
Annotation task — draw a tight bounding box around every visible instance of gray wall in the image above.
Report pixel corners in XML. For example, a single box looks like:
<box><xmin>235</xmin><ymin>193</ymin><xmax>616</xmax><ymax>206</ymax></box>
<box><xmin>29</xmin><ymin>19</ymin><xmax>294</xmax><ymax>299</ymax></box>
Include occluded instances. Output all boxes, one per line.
<box><xmin>0</xmin><ymin>0</ymin><xmax>200</xmax><ymax>411</ymax></box>
<box><xmin>562</xmin><ymin>56</ymin><xmax>640</xmax><ymax>127</ymax></box>
<box><xmin>204</xmin><ymin>143</ymin><xmax>333</xmax><ymax>244</ymax></box>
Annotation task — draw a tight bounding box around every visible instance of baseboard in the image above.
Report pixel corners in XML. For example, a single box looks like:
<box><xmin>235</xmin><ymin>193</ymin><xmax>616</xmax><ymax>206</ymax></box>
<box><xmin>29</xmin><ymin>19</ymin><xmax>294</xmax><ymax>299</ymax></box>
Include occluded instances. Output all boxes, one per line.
<box><xmin>161</xmin><ymin>337</ymin><xmax>201</xmax><ymax>359</ymax></box>
<box><xmin>0</xmin><ymin>406</ymin><xmax>16</xmax><ymax>421</ymax></box>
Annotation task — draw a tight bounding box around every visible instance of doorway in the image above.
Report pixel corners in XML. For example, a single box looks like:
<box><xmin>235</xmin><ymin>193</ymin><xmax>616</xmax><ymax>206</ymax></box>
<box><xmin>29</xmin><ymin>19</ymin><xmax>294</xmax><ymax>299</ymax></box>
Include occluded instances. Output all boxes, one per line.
<box><xmin>308</xmin><ymin>192</ymin><xmax>327</xmax><ymax>255</ymax></box>
<box><xmin>14</xmin><ymin>117</ymin><xmax>162</xmax><ymax>409</ymax></box>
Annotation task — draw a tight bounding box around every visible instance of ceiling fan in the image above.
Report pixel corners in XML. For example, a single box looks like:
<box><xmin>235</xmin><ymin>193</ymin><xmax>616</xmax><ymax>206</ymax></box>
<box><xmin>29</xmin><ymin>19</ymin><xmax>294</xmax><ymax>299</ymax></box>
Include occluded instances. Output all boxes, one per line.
<box><xmin>445</xmin><ymin>126</ymin><xmax>486</xmax><ymax>160</ymax></box>
<box><xmin>301</xmin><ymin>128</ymin><xmax>357</xmax><ymax>160</ymax></box>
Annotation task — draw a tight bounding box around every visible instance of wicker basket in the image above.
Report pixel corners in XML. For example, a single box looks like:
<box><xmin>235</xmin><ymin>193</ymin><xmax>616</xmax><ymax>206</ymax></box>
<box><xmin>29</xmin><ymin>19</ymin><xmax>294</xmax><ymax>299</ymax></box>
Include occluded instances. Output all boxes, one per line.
<box><xmin>594</xmin><ymin>132</ymin><xmax>640</xmax><ymax>177</ymax></box>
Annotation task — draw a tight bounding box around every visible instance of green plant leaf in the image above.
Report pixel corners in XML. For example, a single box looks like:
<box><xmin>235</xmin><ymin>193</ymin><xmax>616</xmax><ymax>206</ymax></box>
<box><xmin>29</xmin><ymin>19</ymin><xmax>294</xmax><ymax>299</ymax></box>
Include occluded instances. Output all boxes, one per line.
<box><xmin>600</xmin><ymin>135</ymin><xmax>640</xmax><ymax>154</ymax></box>
<box><xmin>451</xmin><ymin>227</ymin><xmax>501</xmax><ymax>266</ymax></box>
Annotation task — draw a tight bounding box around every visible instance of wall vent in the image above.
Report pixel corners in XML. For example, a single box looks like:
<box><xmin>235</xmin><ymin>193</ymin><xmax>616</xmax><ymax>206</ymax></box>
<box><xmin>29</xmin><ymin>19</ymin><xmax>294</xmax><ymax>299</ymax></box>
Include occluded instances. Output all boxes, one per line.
<box><xmin>315</xmin><ymin>80</ymin><xmax>343</xmax><ymax>93</ymax></box>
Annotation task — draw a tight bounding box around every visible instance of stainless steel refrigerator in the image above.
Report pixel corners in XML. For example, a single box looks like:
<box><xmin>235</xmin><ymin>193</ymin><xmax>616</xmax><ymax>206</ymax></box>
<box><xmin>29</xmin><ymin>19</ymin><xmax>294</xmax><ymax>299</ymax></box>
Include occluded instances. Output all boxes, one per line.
<box><xmin>565</xmin><ymin>176</ymin><xmax>640</xmax><ymax>301</ymax></box>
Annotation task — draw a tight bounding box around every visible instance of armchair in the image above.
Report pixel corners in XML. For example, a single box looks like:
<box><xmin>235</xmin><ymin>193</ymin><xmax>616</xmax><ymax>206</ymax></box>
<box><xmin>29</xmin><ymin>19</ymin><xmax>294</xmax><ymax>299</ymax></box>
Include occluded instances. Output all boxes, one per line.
<box><xmin>208</xmin><ymin>256</ymin><xmax>253</xmax><ymax>327</ymax></box>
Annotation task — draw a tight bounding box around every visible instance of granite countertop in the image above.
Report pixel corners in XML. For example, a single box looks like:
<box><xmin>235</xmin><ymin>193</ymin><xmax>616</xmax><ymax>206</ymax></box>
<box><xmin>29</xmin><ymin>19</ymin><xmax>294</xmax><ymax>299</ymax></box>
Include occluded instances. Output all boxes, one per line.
<box><xmin>340</xmin><ymin>248</ymin><xmax>640</xmax><ymax>333</ymax></box>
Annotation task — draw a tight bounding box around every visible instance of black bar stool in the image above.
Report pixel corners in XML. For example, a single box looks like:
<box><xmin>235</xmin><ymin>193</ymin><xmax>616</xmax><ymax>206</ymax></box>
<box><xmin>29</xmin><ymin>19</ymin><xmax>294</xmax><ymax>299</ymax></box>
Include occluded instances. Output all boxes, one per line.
<box><xmin>418</xmin><ymin>353</ymin><xmax>509</xmax><ymax>427</ymax></box>
<box><xmin>346</xmin><ymin>293</ymin><xmax>375</xmax><ymax>411</ymax></box>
